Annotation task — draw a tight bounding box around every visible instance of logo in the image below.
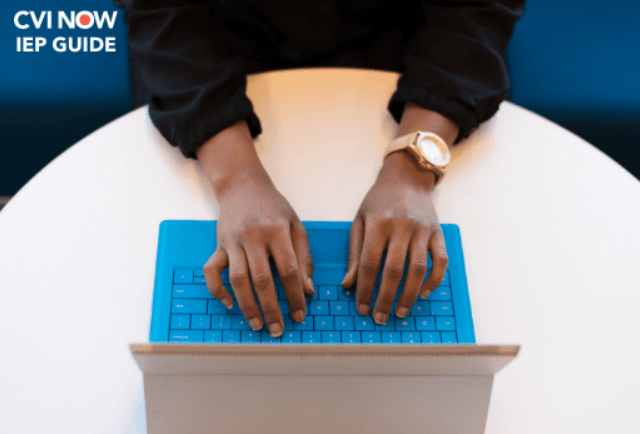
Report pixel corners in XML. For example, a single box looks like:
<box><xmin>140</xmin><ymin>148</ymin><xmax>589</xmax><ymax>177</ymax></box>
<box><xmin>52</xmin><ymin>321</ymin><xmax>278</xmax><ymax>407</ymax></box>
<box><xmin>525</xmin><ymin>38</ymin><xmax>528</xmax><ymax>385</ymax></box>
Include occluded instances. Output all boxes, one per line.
<box><xmin>14</xmin><ymin>11</ymin><xmax>119</xmax><ymax>53</ymax></box>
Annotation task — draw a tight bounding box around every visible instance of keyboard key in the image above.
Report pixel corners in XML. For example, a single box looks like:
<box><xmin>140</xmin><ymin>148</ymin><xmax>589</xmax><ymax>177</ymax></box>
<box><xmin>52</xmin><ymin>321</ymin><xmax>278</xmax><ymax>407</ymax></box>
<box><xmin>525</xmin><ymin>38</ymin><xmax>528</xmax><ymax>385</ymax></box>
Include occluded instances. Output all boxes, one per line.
<box><xmin>223</xmin><ymin>330</ymin><xmax>240</xmax><ymax>343</ymax></box>
<box><xmin>421</xmin><ymin>332</ymin><xmax>441</xmax><ymax>343</ymax></box>
<box><xmin>362</xmin><ymin>332</ymin><xmax>381</xmax><ymax>344</ymax></box>
<box><xmin>208</xmin><ymin>299</ymin><xmax>229</xmax><ymax>315</ymax></box>
<box><xmin>170</xmin><ymin>315</ymin><xmax>190</xmax><ymax>330</ymax></box>
<box><xmin>381</xmin><ymin>332</ymin><xmax>401</xmax><ymax>344</ymax></box>
<box><xmin>322</xmin><ymin>331</ymin><xmax>341</xmax><ymax>343</ymax></box>
<box><xmin>441</xmin><ymin>272</ymin><xmax>450</xmax><ymax>286</ymax></box>
<box><xmin>410</xmin><ymin>301</ymin><xmax>429</xmax><ymax>316</ymax></box>
<box><xmin>172</xmin><ymin>299</ymin><xmax>207</xmax><ymax>314</ymax></box>
<box><xmin>330</xmin><ymin>301</ymin><xmax>350</xmax><ymax>315</ymax></box>
<box><xmin>282</xmin><ymin>331</ymin><xmax>301</xmax><ymax>344</ymax></box>
<box><xmin>402</xmin><ymin>332</ymin><xmax>421</xmax><ymax>344</ymax></box>
<box><xmin>334</xmin><ymin>316</ymin><xmax>354</xmax><ymax>330</ymax></box>
<box><xmin>231</xmin><ymin>315</ymin><xmax>251</xmax><ymax>330</ymax></box>
<box><xmin>430</xmin><ymin>301</ymin><xmax>454</xmax><ymax>316</ymax></box>
<box><xmin>314</xmin><ymin>316</ymin><xmax>334</xmax><ymax>331</ymax></box>
<box><xmin>229</xmin><ymin>302</ymin><xmax>243</xmax><ymax>315</ymax></box>
<box><xmin>375</xmin><ymin>320</ymin><xmax>395</xmax><ymax>331</ymax></box>
<box><xmin>194</xmin><ymin>268</ymin><xmax>205</xmax><ymax>278</ymax></box>
<box><xmin>169</xmin><ymin>330</ymin><xmax>203</xmax><ymax>342</ymax></box>
<box><xmin>174</xmin><ymin>269</ymin><xmax>193</xmax><ymax>284</ymax></box>
<box><xmin>318</xmin><ymin>285</ymin><xmax>338</xmax><ymax>300</ymax></box>
<box><xmin>427</xmin><ymin>286</ymin><xmax>451</xmax><ymax>301</ymax></box>
<box><xmin>441</xmin><ymin>332</ymin><xmax>457</xmax><ymax>344</ymax></box>
<box><xmin>191</xmin><ymin>315</ymin><xmax>211</xmax><ymax>329</ymax></box>
<box><xmin>283</xmin><ymin>316</ymin><xmax>294</xmax><ymax>331</ymax></box>
<box><xmin>309</xmin><ymin>301</ymin><xmax>329</xmax><ymax>315</ymax></box>
<box><xmin>395</xmin><ymin>317</ymin><xmax>416</xmax><ymax>331</ymax></box>
<box><xmin>293</xmin><ymin>318</ymin><xmax>314</xmax><ymax>330</ymax></box>
<box><xmin>338</xmin><ymin>286</ymin><xmax>356</xmax><ymax>300</ymax></box>
<box><xmin>436</xmin><ymin>316</ymin><xmax>456</xmax><ymax>331</ymax></box>
<box><xmin>221</xmin><ymin>269</ymin><xmax>230</xmax><ymax>285</ymax></box>
<box><xmin>342</xmin><ymin>331</ymin><xmax>361</xmax><ymax>344</ymax></box>
<box><xmin>194</xmin><ymin>277</ymin><xmax>206</xmax><ymax>284</ymax></box>
<box><xmin>302</xmin><ymin>332</ymin><xmax>322</xmax><ymax>344</ymax></box>
<box><xmin>348</xmin><ymin>301</ymin><xmax>359</xmax><ymax>315</ymax></box>
<box><xmin>415</xmin><ymin>316</ymin><xmax>436</xmax><ymax>331</ymax></box>
<box><xmin>277</xmin><ymin>285</ymin><xmax>286</xmax><ymax>300</ymax></box>
<box><xmin>242</xmin><ymin>331</ymin><xmax>261</xmax><ymax>343</ymax></box>
<box><xmin>278</xmin><ymin>300</ymin><xmax>290</xmax><ymax>315</ymax></box>
<box><xmin>305</xmin><ymin>287</ymin><xmax>319</xmax><ymax>300</ymax></box>
<box><xmin>211</xmin><ymin>315</ymin><xmax>231</xmax><ymax>329</ymax></box>
<box><xmin>261</xmin><ymin>332</ymin><xmax>281</xmax><ymax>344</ymax></box>
<box><xmin>173</xmin><ymin>284</ymin><xmax>212</xmax><ymax>299</ymax></box>
<box><xmin>354</xmin><ymin>316</ymin><xmax>375</xmax><ymax>331</ymax></box>
<box><xmin>425</xmin><ymin>266</ymin><xmax>449</xmax><ymax>285</ymax></box>
<box><xmin>203</xmin><ymin>330</ymin><xmax>222</xmax><ymax>342</ymax></box>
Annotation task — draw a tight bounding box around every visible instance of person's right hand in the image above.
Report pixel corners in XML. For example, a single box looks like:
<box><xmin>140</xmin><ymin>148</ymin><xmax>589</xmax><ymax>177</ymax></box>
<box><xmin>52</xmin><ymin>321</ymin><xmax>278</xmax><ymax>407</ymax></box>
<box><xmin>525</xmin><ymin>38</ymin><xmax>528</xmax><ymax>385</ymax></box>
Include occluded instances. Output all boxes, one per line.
<box><xmin>196</xmin><ymin>121</ymin><xmax>315</xmax><ymax>338</ymax></box>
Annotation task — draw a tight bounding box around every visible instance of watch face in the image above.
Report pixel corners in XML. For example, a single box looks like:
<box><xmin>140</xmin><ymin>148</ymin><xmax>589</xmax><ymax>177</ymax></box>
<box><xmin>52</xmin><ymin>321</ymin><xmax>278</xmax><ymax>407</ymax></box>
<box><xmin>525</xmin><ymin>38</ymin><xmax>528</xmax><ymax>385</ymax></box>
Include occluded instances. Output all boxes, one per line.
<box><xmin>417</xmin><ymin>136</ymin><xmax>449</xmax><ymax>166</ymax></box>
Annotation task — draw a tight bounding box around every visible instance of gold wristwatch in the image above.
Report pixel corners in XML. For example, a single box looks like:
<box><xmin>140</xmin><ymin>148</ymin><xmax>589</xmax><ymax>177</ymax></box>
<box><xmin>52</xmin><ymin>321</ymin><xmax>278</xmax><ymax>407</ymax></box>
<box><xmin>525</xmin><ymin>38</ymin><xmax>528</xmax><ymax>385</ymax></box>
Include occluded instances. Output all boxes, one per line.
<box><xmin>384</xmin><ymin>131</ymin><xmax>451</xmax><ymax>184</ymax></box>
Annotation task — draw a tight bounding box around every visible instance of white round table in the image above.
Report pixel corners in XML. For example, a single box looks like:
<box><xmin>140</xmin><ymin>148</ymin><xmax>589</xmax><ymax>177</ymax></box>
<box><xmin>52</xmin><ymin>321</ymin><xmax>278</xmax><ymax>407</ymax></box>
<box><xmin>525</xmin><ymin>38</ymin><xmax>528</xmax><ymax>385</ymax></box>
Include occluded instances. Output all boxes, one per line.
<box><xmin>1</xmin><ymin>69</ymin><xmax>639</xmax><ymax>433</ymax></box>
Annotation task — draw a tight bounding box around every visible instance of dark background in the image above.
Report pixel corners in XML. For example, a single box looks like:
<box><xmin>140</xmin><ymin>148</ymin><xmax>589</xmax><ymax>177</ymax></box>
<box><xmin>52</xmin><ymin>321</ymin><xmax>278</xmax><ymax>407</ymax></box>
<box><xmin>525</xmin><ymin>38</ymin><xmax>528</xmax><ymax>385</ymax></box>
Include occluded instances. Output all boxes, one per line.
<box><xmin>1</xmin><ymin>0</ymin><xmax>638</xmax><ymax>197</ymax></box>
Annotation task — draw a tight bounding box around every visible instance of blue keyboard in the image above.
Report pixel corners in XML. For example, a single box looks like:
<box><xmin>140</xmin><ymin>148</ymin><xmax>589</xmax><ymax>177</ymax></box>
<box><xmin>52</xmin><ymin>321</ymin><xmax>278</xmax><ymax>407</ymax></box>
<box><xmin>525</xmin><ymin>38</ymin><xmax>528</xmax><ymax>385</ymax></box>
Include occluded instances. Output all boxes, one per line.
<box><xmin>150</xmin><ymin>221</ymin><xmax>475</xmax><ymax>345</ymax></box>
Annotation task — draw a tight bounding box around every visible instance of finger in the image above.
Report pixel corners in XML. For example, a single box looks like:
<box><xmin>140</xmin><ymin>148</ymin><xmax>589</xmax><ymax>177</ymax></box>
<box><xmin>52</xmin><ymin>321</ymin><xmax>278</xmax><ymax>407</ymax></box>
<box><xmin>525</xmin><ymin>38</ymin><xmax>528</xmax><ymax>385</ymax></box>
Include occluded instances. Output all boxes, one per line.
<box><xmin>226</xmin><ymin>246</ymin><xmax>264</xmax><ymax>331</ymax></box>
<box><xmin>373</xmin><ymin>232</ymin><xmax>411</xmax><ymax>325</ymax></box>
<box><xmin>396</xmin><ymin>229</ymin><xmax>429</xmax><ymax>318</ymax></box>
<box><xmin>421</xmin><ymin>228</ymin><xmax>449</xmax><ymax>298</ymax></box>
<box><xmin>203</xmin><ymin>248</ymin><xmax>234</xmax><ymax>309</ymax></box>
<box><xmin>270</xmin><ymin>225</ymin><xmax>307</xmax><ymax>322</ymax></box>
<box><xmin>291</xmin><ymin>221</ymin><xmax>315</xmax><ymax>296</ymax></box>
<box><xmin>244</xmin><ymin>242</ymin><xmax>284</xmax><ymax>337</ymax></box>
<box><xmin>342</xmin><ymin>216</ymin><xmax>364</xmax><ymax>288</ymax></box>
<box><xmin>355</xmin><ymin>219</ymin><xmax>388</xmax><ymax>316</ymax></box>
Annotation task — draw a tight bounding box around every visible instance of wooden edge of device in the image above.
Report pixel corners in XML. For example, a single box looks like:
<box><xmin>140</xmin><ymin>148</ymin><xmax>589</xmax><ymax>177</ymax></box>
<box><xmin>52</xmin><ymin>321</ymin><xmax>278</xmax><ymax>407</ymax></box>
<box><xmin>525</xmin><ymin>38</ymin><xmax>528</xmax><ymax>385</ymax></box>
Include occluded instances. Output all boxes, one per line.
<box><xmin>130</xmin><ymin>343</ymin><xmax>520</xmax><ymax>358</ymax></box>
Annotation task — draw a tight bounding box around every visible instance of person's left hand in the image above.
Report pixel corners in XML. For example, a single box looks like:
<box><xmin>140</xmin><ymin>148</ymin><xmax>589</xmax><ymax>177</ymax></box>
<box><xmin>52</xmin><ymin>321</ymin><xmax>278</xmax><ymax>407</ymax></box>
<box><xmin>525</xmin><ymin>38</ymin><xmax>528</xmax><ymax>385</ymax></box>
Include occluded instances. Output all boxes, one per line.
<box><xmin>341</xmin><ymin>150</ymin><xmax>449</xmax><ymax>325</ymax></box>
<box><xmin>341</xmin><ymin>103</ymin><xmax>460</xmax><ymax>326</ymax></box>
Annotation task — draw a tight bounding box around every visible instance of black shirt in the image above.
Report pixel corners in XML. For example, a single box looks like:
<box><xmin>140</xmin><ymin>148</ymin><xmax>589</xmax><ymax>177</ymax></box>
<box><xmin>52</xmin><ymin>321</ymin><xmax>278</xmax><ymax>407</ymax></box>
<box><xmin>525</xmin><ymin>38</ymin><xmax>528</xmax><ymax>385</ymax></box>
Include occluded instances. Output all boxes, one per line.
<box><xmin>115</xmin><ymin>0</ymin><xmax>525</xmax><ymax>158</ymax></box>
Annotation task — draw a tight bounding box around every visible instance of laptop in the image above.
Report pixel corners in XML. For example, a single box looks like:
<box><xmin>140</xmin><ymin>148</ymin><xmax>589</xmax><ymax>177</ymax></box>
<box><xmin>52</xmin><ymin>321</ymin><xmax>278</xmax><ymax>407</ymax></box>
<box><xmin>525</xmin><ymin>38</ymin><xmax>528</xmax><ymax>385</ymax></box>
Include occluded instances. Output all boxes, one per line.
<box><xmin>130</xmin><ymin>220</ymin><xmax>519</xmax><ymax>433</ymax></box>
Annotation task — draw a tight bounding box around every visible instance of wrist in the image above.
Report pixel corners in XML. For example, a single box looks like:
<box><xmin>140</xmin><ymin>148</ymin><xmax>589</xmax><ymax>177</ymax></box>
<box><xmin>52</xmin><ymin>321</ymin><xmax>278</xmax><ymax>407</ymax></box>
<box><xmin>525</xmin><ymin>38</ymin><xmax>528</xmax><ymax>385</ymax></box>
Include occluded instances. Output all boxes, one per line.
<box><xmin>379</xmin><ymin>150</ymin><xmax>436</xmax><ymax>192</ymax></box>
<box><xmin>196</xmin><ymin>121</ymin><xmax>273</xmax><ymax>199</ymax></box>
<box><xmin>397</xmin><ymin>103</ymin><xmax>459</xmax><ymax>147</ymax></box>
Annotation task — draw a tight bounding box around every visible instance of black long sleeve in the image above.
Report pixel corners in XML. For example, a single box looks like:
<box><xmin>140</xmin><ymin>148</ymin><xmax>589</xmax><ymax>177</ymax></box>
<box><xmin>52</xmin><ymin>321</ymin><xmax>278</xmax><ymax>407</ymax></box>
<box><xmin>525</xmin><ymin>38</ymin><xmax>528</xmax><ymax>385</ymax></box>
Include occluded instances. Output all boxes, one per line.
<box><xmin>388</xmin><ymin>0</ymin><xmax>525</xmax><ymax>144</ymax></box>
<box><xmin>116</xmin><ymin>0</ymin><xmax>524</xmax><ymax>157</ymax></box>
<box><xmin>115</xmin><ymin>0</ymin><xmax>262</xmax><ymax>158</ymax></box>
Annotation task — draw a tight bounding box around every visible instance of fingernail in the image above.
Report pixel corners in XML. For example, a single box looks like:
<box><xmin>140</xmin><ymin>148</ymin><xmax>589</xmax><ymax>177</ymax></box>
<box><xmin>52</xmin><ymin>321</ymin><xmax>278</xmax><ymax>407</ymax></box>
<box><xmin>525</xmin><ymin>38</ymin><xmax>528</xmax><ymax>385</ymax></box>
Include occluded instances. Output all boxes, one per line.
<box><xmin>291</xmin><ymin>309</ymin><xmax>305</xmax><ymax>322</ymax></box>
<box><xmin>223</xmin><ymin>299</ymin><xmax>233</xmax><ymax>309</ymax></box>
<box><xmin>396</xmin><ymin>306</ymin><xmax>409</xmax><ymax>318</ymax></box>
<box><xmin>248</xmin><ymin>318</ymin><xmax>262</xmax><ymax>331</ymax></box>
<box><xmin>269</xmin><ymin>322</ymin><xmax>283</xmax><ymax>337</ymax></box>
<box><xmin>357</xmin><ymin>303</ymin><xmax>370</xmax><ymax>316</ymax></box>
<box><xmin>373</xmin><ymin>311</ymin><xmax>388</xmax><ymax>325</ymax></box>
<box><xmin>307</xmin><ymin>277</ymin><xmax>315</xmax><ymax>293</ymax></box>
<box><xmin>421</xmin><ymin>290</ymin><xmax>433</xmax><ymax>299</ymax></box>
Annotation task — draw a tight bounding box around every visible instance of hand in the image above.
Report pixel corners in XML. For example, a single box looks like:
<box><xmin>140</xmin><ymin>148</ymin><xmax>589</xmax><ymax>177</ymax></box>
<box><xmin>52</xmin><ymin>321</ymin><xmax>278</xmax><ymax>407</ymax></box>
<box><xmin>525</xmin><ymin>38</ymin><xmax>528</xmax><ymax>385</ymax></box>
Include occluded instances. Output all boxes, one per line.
<box><xmin>341</xmin><ymin>104</ymin><xmax>460</xmax><ymax>325</ymax></box>
<box><xmin>341</xmin><ymin>151</ymin><xmax>448</xmax><ymax>325</ymax></box>
<box><xmin>197</xmin><ymin>121</ymin><xmax>315</xmax><ymax>337</ymax></box>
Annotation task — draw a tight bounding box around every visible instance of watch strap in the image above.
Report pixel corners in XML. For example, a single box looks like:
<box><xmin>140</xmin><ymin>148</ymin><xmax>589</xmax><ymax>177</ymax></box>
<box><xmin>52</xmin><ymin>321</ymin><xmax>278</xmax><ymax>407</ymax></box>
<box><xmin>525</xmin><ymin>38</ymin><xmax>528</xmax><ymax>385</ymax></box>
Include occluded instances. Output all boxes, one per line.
<box><xmin>384</xmin><ymin>131</ymin><xmax>449</xmax><ymax>185</ymax></box>
<box><xmin>383</xmin><ymin>132</ymin><xmax>420</xmax><ymax>160</ymax></box>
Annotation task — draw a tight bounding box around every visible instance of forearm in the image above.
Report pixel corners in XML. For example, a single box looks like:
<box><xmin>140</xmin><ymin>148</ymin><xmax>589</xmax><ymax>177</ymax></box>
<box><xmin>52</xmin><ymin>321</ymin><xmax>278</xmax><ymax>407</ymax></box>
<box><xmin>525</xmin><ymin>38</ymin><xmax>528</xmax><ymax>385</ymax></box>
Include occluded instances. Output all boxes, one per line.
<box><xmin>196</xmin><ymin>120</ymin><xmax>272</xmax><ymax>198</ymax></box>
